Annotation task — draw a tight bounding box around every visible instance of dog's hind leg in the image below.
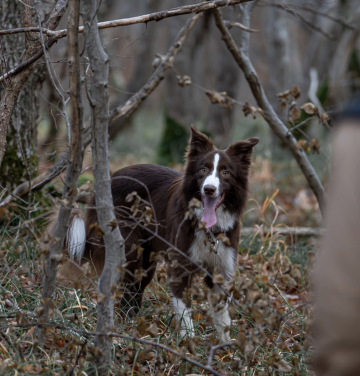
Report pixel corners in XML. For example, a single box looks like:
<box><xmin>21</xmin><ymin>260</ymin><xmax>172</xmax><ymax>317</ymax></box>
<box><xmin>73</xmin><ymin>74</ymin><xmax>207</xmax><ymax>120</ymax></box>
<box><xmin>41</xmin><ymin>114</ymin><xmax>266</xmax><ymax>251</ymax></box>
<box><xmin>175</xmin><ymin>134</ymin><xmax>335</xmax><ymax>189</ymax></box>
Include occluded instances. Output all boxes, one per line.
<box><xmin>120</xmin><ymin>265</ymin><xmax>156</xmax><ymax>317</ymax></box>
<box><xmin>119</xmin><ymin>244</ymin><xmax>157</xmax><ymax>318</ymax></box>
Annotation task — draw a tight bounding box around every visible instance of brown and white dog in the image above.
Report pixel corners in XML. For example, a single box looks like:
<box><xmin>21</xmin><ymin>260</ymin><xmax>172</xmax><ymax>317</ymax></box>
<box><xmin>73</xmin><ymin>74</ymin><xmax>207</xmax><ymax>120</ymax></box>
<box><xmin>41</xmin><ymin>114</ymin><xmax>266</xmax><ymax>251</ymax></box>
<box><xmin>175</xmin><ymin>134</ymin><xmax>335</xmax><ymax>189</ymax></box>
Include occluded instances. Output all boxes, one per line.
<box><xmin>60</xmin><ymin>125</ymin><xmax>259</xmax><ymax>342</ymax></box>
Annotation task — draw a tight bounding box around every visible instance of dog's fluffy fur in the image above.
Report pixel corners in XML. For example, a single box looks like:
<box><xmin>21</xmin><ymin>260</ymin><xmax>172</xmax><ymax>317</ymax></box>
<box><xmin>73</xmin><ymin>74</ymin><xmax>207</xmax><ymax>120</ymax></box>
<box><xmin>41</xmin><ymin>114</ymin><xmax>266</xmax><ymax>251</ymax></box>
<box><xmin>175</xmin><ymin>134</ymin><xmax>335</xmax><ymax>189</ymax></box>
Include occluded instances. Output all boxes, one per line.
<box><xmin>56</xmin><ymin>126</ymin><xmax>259</xmax><ymax>341</ymax></box>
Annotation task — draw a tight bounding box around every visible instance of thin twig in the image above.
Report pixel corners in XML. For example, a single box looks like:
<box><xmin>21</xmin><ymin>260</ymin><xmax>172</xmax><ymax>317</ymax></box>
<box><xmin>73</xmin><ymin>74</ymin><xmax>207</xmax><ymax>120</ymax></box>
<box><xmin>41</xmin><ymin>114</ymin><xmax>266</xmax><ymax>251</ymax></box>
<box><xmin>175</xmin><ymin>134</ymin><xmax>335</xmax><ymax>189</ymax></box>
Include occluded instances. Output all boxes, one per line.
<box><xmin>258</xmin><ymin>1</ymin><xmax>355</xmax><ymax>30</ymax></box>
<box><xmin>288</xmin><ymin>116</ymin><xmax>317</xmax><ymax>132</ymax></box>
<box><xmin>35</xmin><ymin>2</ymin><xmax>71</xmax><ymax>143</ymax></box>
<box><xmin>68</xmin><ymin>339</ymin><xmax>87</xmax><ymax>376</ymax></box>
<box><xmin>0</xmin><ymin>0</ymin><xmax>252</xmax><ymax>84</ymax></box>
<box><xmin>0</xmin><ymin>0</ymin><xmax>253</xmax><ymax>38</ymax></box>
<box><xmin>158</xmin><ymin>313</ymin><xmax>175</xmax><ymax>341</ymax></box>
<box><xmin>241</xmin><ymin>226</ymin><xmax>324</xmax><ymax>237</ymax></box>
<box><xmin>212</xmin><ymin>7</ymin><xmax>326</xmax><ymax>214</ymax></box>
<box><xmin>223</xmin><ymin>20</ymin><xmax>258</xmax><ymax>33</ymax></box>
<box><xmin>207</xmin><ymin>341</ymin><xmax>235</xmax><ymax>367</ymax></box>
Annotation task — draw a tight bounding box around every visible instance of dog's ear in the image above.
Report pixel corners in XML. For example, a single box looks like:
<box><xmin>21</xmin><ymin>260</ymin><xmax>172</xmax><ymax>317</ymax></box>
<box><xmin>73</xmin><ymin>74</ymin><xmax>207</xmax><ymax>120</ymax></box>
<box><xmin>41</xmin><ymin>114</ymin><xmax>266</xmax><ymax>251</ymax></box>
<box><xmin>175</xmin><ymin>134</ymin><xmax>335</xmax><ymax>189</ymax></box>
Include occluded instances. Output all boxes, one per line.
<box><xmin>187</xmin><ymin>125</ymin><xmax>214</xmax><ymax>157</ymax></box>
<box><xmin>226</xmin><ymin>137</ymin><xmax>259</xmax><ymax>165</ymax></box>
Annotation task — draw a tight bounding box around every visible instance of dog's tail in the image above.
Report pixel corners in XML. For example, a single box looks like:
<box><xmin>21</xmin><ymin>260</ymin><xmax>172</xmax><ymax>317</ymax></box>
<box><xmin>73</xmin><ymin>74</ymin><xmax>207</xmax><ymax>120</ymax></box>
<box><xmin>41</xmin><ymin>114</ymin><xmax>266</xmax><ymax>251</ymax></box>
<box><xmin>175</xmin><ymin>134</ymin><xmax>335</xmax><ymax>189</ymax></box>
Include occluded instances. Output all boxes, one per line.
<box><xmin>47</xmin><ymin>207</ymin><xmax>86</xmax><ymax>263</ymax></box>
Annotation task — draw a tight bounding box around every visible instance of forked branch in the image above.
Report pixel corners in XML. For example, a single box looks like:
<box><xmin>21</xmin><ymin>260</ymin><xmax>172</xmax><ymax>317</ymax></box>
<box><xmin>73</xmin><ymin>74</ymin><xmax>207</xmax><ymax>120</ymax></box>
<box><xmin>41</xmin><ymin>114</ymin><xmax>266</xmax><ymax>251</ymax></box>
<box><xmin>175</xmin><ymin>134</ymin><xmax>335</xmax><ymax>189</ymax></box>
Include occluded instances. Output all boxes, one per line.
<box><xmin>213</xmin><ymin>8</ymin><xmax>326</xmax><ymax>213</ymax></box>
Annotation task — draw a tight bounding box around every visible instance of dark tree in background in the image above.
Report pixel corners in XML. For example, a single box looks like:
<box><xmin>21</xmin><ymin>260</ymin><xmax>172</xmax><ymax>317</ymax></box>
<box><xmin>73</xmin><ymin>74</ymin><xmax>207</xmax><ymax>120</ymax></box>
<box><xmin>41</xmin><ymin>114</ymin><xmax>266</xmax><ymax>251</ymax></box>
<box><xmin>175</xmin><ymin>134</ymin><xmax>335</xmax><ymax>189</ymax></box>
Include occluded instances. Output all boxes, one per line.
<box><xmin>0</xmin><ymin>0</ymin><xmax>49</xmax><ymax>190</ymax></box>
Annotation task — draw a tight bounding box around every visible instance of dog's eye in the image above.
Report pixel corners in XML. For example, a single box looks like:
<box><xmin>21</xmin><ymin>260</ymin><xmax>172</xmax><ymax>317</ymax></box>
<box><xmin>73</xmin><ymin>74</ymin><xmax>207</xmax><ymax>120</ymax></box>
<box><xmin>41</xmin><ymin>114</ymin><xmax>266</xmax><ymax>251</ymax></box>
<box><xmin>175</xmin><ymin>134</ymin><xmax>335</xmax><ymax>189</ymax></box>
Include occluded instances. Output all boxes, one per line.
<box><xmin>222</xmin><ymin>170</ymin><xmax>230</xmax><ymax>176</ymax></box>
<box><xmin>200</xmin><ymin>167</ymin><xmax>208</xmax><ymax>174</ymax></box>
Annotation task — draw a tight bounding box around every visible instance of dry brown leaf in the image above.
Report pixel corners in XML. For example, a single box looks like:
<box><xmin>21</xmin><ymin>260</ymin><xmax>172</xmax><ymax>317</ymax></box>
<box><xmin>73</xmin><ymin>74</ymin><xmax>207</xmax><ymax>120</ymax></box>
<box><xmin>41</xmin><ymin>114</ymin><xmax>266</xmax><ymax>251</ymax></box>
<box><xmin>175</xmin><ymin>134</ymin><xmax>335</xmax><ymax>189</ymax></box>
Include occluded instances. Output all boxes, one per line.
<box><xmin>108</xmin><ymin>218</ymin><xmax>117</xmax><ymax>231</ymax></box>
<box><xmin>311</xmin><ymin>139</ymin><xmax>321</xmax><ymax>154</ymax></box>
<box><xmin>242</xmin><ymin>101</ymin><xmax>258</xmax><ymax>118</ymax></box>
<box><xmin>273</xmin><ymin>359</ymin><xmax>292</xmax><ymax>372</ymax></box>
<box><xmin>205</xmin><ymin>89</ymin><xmax>233</xmax><ymax>108</ymax></box>
<box><xmin>278</xmin><ymin>274</ymin><xmax>297</xmax><ymax>288</ymax></box>
<box><xmin>137</xmin><ymin>317</ymin><xmax>158</xmax><ymax>337</ymax></box>
<box><xmin>144</xmin><ymin>206</ymin><xmax>153</xmax><ymax>225</ymax></box>
<box><xmin>0</xmin><ymin>207</ymin><xmax>9</xmax><ymax>220</ymax></box>
<box><xmin>276</xmin><ymin>90</ymin><xmax>290</xmax><ymax>99</ymax></box>
<box><xmin>213</xmin><ymin>273</ymin><xmax>225</xmax><ymax>284</ymax></box>
<box><xmin>89</xmin><ymin>223</ymin><xmax>104</xmax><ymax>237</ymax></box>
<box><xmin>177</xmin><ymin>75</ymin><xmax>192</xmax><ymax>87</ymax></box>
<box><xmin>289</xmin><ymin>101</ymin><xmax>301</xmax><ymax>120</ymax></box>
<box><xmin>319</xmin><ymin>112</ymin><xmax>330</xmax><ymax>125</ymax></box>
<box><xmin>296</xmin><ymin>139</ymin><xmax>310</xmax><ymax>154</ymax></box>
<box><xmin>134</xmin><ymin>268</ymin><xmax>147</xmax><ymax>283</ymax></box>
<box><xmin>290</xmin><ymin>86</ymin><xmax>301</xmax><ymax>99</ymax></box>
<box><xmin>188</xmin><ymin>198</ymin><xmax>201</xmax><ymax>210</ymax></box>
<box><xmin>301</xmin><ymin>102</ymin><xmax>318</xmax><ymax>115</ymax></box>
<box><xmin>67</xmin><ymin>187</ymin><xmax>78</xmax><ymax>198</ymax></box>
<box><xmin>137</xmin><ymin>246</ymin><xmax>144</xmax><ymax>260</ymax></box>
<box><xmin>217</xmin><ymin>233</ymin><xmax>231</xmax><ymax>246</ymax></box>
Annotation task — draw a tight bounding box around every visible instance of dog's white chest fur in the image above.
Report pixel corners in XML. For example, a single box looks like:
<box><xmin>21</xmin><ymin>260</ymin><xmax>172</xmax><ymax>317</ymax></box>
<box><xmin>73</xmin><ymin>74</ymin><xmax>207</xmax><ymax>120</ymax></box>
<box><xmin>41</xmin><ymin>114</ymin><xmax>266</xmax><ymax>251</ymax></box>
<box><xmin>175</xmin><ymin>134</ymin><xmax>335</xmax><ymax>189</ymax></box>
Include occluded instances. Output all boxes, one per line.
<box><xmin>190</xmin><ymin>205</ymin><xmax>237</xmax><ymax>280</ymax></box>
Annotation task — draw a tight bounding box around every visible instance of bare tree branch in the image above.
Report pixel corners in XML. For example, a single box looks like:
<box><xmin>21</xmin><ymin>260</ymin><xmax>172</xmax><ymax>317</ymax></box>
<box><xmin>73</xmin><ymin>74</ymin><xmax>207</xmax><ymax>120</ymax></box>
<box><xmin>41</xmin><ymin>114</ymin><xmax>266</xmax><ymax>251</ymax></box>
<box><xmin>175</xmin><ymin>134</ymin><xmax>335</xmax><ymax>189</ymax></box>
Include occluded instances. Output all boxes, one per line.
<box><xmin>0</xmin><ymin>0</ymin><xmax>252</xmax><ymax>38</ymax></box>
<box><xmin>81</xmin><ymin>1</ymin><xmax>126</xmax><ymax>372</ymax></box>
<box><xmin>0</xmin><ymin>0</ymin><xmax>252</xmax><ymax>84</ymax></box>
<box><xmin>223</xmin><ymin>20</ymin><xmax>258</xmax><ymax>33</ymax></box>
<box><xmin>35</xmin><ymin>0</ymin><xmax>85</xmax><ymax>345</ymax></box>
<box><xmin>0</xmin><ymin>13</ymin><xmax>202</xmax><ymax>207</ymax></box>
<box><xmin>239</xmin><ymin>0</ymin><xmax>260</xmax><ymax>55</ymax></box>
<box><xmin>108</xmin><ymin>13</ymin><xmax>203</xmax><ymax>135</ymax></box>
<box><xmin>282</xmin><ymin>6</ymin><xmax>334</xmax><ymax>40</ymax></box>
<box><xmin>258</xmin><ymin>1</ymin><xmax>355</xmax><ymax>30</ymax></box>
<box><xmin>213</xmin><ymin>8</ymin><xmax>326</xmax><ymax>214</ymax></box>
<box><xmin>241</xmin><ymin>226</ymin><xmax>325</xmax><ymax>237</ymax></box>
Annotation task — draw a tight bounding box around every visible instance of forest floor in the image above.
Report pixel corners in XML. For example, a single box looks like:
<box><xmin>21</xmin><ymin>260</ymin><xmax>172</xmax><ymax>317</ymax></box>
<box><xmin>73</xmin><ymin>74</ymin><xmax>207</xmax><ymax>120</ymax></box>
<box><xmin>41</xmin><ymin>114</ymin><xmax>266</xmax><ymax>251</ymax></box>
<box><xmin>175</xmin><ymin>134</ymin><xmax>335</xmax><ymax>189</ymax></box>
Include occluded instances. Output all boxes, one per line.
<box><xmin>0</xmin><ymin>158</ymin><xmax>320</xmax><ymax>375</ymax></box>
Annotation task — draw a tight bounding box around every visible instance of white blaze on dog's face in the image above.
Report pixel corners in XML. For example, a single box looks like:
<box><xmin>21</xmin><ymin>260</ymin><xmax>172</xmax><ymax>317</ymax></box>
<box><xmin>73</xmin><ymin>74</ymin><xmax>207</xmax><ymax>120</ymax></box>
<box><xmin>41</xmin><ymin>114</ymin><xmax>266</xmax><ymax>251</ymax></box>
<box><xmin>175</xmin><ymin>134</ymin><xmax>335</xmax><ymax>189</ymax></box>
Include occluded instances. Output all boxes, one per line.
<box><xmin>201</xmin><ymin>153</ymin><xmax>220</xmax><ymax>197</ymax></box>
<box><xmin>184</xmin><ymin>125</ymin><xmax>259</xmax><ymax>230</ymax></box>
<box><xmin>199</xmin><ymin>152</ymin><xmax>225</xmax><ymax>228</ymax></box>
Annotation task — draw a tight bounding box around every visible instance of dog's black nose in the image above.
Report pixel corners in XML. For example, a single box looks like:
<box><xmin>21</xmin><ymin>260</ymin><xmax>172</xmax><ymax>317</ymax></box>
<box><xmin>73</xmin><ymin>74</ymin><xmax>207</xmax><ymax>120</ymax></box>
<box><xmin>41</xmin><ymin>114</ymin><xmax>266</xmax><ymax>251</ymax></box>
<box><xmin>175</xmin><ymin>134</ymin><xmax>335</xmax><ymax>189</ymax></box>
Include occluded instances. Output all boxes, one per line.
<box><xmin>204</xmin><ymin>185</ymin><xmax>216</xmax><ymax>196</ymax></box>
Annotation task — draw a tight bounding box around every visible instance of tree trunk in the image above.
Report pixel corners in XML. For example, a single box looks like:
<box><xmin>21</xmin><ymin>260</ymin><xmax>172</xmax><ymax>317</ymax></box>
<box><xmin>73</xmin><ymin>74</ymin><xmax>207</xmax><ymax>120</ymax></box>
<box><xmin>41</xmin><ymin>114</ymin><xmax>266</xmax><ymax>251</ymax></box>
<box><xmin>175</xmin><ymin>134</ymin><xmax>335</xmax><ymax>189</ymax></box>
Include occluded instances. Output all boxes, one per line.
<box><xmin>0</xmin><ymin>1</ymin><xmax>51</xmax><ymax>190</ymax></box>
<box><xmin>82</xmin><ymin>1</ymin><xmax>126</xmax><ymax>372</ymax></box>
<box><xmin>206</xmin><ymin>7</ymin><xmax>241</xmax><ymax>147</ymax></box>
<box><xmin>108</xmin><ymin>0</ymin><xmax>161</xmax><ymax>139</ymax></box>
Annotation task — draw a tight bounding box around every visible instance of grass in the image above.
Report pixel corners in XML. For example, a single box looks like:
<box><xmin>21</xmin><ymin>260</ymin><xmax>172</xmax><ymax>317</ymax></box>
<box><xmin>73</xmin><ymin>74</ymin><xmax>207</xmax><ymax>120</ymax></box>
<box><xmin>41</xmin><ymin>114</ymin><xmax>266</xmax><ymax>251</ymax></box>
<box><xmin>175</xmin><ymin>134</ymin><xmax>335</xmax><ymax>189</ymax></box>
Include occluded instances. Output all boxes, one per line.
<box><xmin>0</xmin><ymin>191</ymin><xmax>315</xmax><ymax>376</ymax></box>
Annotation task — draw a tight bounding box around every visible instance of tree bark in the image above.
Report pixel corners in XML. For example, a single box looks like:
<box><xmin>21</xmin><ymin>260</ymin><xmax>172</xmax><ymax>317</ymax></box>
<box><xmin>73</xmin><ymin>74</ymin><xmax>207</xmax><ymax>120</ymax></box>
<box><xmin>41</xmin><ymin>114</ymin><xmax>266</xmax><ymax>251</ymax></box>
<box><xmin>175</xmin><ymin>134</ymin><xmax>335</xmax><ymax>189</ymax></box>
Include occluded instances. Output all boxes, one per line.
<box><xmin>0</xmin><ymin>0</ymin><xmax>67</xmax><ymax>179</ymax></box>
<box><xmin>35</xmin><ymin>0</ymin><xmax>85</xmax><ymax>345</ymax></box>
<box><xmin>81</xmin><ymin>1</ymin><xmax>126</xmax><ymax>373</ymax></box>
<box><xmin>0</xmin><ymin>0</ymin><xmax>42</xmax><ymax>189</ymax></box>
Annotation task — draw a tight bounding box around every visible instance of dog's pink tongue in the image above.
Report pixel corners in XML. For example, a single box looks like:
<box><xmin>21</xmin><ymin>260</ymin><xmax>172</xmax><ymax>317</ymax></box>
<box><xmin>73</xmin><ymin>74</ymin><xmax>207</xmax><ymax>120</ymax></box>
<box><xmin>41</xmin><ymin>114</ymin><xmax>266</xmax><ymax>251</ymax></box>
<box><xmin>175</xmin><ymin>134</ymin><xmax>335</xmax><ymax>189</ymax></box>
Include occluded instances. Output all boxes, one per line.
<box><xmin>201</xmin><ymin>197</ymin><xmax>218</xmax><ymax>229</ymax></box>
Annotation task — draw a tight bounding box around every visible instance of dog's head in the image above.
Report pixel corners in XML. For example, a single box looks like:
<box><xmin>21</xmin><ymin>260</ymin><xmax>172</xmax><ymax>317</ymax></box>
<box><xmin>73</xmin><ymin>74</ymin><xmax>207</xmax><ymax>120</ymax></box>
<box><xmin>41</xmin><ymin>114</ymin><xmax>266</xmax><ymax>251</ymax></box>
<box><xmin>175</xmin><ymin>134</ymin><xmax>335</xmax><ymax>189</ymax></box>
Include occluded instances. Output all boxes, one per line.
<box><xmin>183</xmin><ymin>125</ymin><xmax>259</xmax><ymax>229</ymax></box>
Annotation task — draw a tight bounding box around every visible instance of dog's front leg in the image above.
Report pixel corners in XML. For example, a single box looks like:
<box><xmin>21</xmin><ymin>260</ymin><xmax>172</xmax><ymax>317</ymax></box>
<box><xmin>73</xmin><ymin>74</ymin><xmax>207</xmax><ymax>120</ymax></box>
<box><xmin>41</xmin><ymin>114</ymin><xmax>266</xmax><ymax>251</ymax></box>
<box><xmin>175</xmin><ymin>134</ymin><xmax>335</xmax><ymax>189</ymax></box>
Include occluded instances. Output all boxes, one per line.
<box><xmin>172</xmin><ymin>296</ymin><xmax>195</xmax><ymax>337</ymax></box>
<box><xmin>208</xmin><ymin>284</ymin><xmax>231</xmax><ymax>343</ymax></box>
